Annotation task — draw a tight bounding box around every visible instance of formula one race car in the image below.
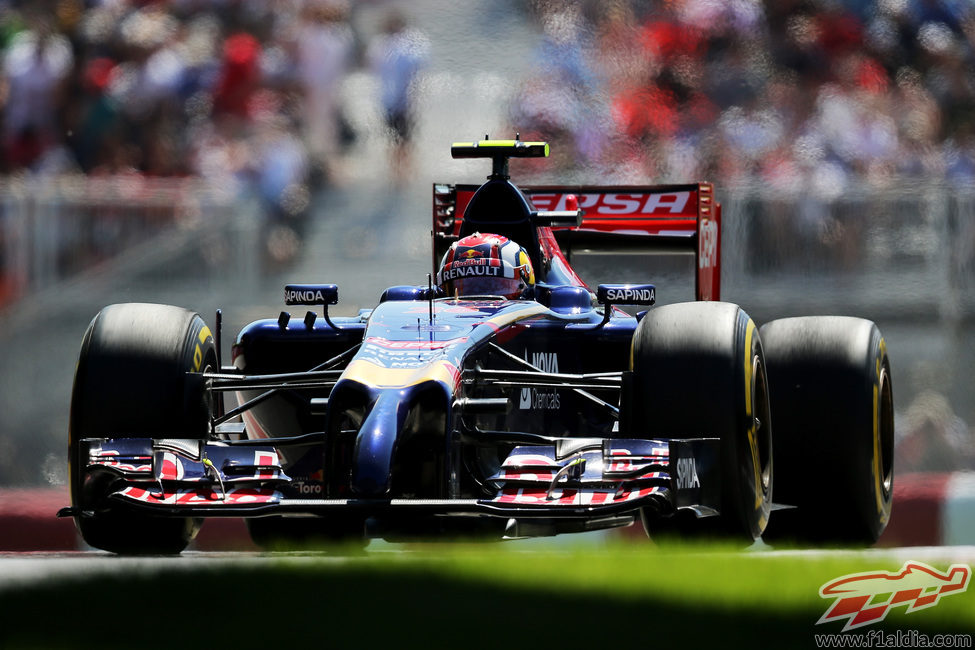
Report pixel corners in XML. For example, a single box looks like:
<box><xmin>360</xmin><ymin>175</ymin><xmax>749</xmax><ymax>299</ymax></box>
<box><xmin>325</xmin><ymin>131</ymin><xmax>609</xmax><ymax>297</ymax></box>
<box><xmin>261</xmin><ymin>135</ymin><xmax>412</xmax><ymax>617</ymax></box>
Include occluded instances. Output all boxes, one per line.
<box><xmin>61</xmin><ymin>139</ymin><xmax>894</xmax><ymax>553</ymax></box>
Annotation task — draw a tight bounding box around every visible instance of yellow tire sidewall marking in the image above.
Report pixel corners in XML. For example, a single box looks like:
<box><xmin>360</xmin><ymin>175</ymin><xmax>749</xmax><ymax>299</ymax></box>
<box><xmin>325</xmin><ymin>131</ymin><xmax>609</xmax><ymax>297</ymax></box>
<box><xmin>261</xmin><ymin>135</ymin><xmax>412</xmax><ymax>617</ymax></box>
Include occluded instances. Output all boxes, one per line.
<box><xmin>872</xmin><ymin>337</ymin><xmax>889</xmax><ymax>523</ymax></box>
<box><xmin>193</xmin><ymin>325</ymin><xmax>213</xmax><ymax>372</ymax></box>
<box><xmin>744</xmin><ymin>318</ymin><xmax>764</xmax><ymax>511</ymax></box>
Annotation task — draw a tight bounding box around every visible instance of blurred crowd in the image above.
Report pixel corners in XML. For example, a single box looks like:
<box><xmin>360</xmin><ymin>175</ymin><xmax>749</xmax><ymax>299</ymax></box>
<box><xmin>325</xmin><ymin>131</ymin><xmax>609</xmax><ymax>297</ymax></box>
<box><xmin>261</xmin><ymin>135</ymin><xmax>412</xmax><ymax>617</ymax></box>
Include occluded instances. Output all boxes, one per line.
<box><xmin>3</xmin><ymin>0</ymin><xmax>974</xmax><ymax>192</ymax></box>
<box><xmin>513</xmin><ymin>0</ymin><xmax>975</xmax><ymax>191</ymax></box>
<box><xmin>0</xmin><ymin>0</ymin><xmax>429</xmax><ymax>272</ymax></box>
<box><xmin>0</xmin><ymin>0</ymin><xmax>428</xmax><ymax>193</ymax></box>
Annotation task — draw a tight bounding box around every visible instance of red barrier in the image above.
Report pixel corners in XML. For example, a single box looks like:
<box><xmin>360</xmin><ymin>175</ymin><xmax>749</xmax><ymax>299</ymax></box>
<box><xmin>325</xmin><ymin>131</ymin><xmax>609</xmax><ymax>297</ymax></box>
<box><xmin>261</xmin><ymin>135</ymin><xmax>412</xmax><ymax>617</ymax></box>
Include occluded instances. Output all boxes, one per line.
<box><xmin>0</xmin><ymin>488</ymin><xmax>78</xmax><ymax>551</ymax></box>
<box><xmin>0</xmin><ymin>487</ymin><xmax>257</xmax><ymax>552</ymax></box>
<box><xmin>877</xmin><ymin>472</ymin><xmax>952</xmax><ymax>547</ymax></box>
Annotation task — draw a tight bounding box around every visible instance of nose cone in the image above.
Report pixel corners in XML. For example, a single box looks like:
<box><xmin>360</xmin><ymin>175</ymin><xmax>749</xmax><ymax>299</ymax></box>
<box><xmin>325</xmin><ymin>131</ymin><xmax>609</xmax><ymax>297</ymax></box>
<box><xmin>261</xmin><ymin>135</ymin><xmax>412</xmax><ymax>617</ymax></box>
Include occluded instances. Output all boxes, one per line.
<box><xmin>351</xmin><ymin>391</ymin><xmax>407</xmax><ymax>497</ymax></box>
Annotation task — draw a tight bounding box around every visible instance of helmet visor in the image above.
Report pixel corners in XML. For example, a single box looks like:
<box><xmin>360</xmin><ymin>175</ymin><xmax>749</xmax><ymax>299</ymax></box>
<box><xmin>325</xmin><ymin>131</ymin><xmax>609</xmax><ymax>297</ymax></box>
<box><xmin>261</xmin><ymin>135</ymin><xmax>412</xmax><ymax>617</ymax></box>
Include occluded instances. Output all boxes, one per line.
<box><xmin>446</xmin><ymin>276</ymin><xmax>526</xmax><ymax>299</ymax></box>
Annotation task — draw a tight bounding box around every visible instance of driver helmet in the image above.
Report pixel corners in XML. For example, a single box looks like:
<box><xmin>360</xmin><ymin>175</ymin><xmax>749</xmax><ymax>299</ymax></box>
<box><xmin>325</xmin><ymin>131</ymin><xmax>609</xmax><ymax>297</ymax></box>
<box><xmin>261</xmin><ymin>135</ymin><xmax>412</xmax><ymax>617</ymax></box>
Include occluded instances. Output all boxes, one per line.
<box><xmin>437</xmin><ymin>233</ymin><xmax>535</xmax><ymax>299</ymax></box>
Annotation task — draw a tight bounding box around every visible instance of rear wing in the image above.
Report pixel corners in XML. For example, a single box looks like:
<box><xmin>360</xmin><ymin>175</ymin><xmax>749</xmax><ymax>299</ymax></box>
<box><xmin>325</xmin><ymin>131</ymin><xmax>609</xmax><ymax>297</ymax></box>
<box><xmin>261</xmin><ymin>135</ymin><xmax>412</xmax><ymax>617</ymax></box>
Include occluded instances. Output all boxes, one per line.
<box><xmin>432</xmin><ymin>183</ymin><xmax>721</xmax><ymax>301</ymax></box>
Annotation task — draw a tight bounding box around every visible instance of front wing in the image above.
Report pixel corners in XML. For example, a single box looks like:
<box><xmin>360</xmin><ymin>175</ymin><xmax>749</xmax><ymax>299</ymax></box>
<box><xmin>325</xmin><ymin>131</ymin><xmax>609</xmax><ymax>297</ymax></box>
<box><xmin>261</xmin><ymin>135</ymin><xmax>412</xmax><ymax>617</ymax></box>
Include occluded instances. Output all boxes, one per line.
<box><xmin>61</xmin><ymin>436</ymin><xmax>721</xmax><ymax>525</ymax></box>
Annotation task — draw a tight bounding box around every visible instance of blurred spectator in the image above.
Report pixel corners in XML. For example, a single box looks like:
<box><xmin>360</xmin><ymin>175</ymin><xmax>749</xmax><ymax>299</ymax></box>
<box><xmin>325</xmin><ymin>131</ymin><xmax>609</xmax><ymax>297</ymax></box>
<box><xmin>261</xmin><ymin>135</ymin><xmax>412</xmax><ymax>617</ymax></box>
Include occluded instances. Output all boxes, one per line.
<box><xmin>896</xmin><ymin>390</ymin><xmax>974</xmax><ymax>473</ymax></box>
<box><xmin>1</xmin><ymin>15</ymin><xmax>73</xmax><ymax>172</ymax></box>
<box><xmin>294</xmin><ymin>0</ymin><xmax>354</xmax><ymax>183</ymax></box>
<box><xmin>252</xmin><ymin>93</ymin><xmax>311</xmax><ymax>266</ymax></box>
<box><xmin>511</xmin><ymin>5</ymin><xmax>606</xmax><ymax>174</ymax></box>
<box><xmin>212</xmin><ymin>32</ymin><xmax>262</xmax><ymax>121</ymax></box>
<box><xmin>366</xmin><ymin>9</ymin><xmax>428</xmax><ymax>185</ymax></box>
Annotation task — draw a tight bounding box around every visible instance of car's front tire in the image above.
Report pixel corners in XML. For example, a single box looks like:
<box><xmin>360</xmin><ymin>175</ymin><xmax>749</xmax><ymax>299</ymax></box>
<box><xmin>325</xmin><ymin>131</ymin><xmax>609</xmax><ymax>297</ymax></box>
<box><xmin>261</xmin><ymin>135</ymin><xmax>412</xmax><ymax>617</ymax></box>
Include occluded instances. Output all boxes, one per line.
<box><xmin>69</xmin><ymin>303</ymin><xmax>215</xmax><ymax>554</ymax></box>
<box><xmin>629</xmin><ymin>301</ymin><xmax>772</xmax><ymax>542</ymax></box>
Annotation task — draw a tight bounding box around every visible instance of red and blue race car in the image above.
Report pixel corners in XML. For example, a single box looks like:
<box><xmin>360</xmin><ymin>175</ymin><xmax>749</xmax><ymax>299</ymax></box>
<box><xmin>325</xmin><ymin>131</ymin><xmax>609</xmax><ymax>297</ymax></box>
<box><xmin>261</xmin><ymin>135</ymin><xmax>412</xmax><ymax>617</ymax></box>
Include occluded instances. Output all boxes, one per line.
<box><xmin>61</xmin><ymin>139</ymin><xmax>894</xmax><ymax>553</ymax></box>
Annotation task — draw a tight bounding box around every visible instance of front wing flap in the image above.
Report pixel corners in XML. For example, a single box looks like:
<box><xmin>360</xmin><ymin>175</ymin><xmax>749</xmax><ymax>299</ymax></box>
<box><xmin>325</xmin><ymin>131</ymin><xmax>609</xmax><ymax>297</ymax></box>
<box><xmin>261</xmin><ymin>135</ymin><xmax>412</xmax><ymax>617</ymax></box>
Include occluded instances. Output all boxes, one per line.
<box><xmin>74</xmin><ymin>438</ymin><xmax>290</xmax><ymax>513</ymax></box>
<box><xmin>67</xmin><ymin>436</ymin><xmax>720</xmax><ymax>521</ymax></box>
<box><xmin>486</xmin><ymin>437</ymin><xmax>720</xmax><ymax>516</ymax></box>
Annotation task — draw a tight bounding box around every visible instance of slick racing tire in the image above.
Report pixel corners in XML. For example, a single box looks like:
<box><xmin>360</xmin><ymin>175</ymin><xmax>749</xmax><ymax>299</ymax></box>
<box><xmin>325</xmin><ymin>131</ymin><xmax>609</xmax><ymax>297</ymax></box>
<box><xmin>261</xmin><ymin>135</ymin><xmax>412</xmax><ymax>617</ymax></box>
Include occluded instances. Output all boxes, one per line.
<box><xmin>760</xmin><ymin>317</ymin><xmax>893</xmax><ymax>546</ymax></box>
<box><xmin>630</xmin><ymin>302</ymin><xmax>772</xmax><ymax>542</ymax></box>
<box><xmin>69</xmin><ymin>303</ymin><xmax>216</xmax><ymax>555</ymax></box>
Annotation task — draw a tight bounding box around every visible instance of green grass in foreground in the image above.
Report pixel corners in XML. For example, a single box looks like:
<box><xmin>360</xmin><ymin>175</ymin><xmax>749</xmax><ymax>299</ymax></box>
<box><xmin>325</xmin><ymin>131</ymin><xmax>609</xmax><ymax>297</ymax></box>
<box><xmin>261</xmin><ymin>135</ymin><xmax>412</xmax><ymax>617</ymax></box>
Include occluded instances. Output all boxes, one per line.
<box><xmin>1</xmin><ymin>541</ymin><xmax>973</xmax><ymax>649</ymax></box>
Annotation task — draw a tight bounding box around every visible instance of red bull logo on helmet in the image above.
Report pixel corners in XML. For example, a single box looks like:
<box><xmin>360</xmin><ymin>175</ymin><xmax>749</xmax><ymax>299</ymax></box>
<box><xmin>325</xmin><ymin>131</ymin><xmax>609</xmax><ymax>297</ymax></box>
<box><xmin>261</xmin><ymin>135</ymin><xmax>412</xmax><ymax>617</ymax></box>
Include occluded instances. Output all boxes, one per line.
<box><xmin>817</xmin><ymin>561</ymin><xmax>970</xmax><ymax>631</ymax></box>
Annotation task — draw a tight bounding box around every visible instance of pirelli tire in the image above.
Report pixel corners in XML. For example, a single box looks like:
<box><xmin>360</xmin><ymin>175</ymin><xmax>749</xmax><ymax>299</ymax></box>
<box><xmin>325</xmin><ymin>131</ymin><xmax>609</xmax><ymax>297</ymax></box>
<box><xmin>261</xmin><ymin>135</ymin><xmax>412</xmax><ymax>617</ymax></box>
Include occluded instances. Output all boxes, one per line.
<box><xmin>760</xmin><ymin>317</ymin><xmax>893</xmax><ymax>546</ymax></box>
<box><xmin>630</xmin><ymin>302</ymin><xmax>772</xmax><ymax>542</ymax></box>
<box><xmin>69</xmin><ymin>303</ymin><xmax>216</xmax><ymax>555</ymax></box>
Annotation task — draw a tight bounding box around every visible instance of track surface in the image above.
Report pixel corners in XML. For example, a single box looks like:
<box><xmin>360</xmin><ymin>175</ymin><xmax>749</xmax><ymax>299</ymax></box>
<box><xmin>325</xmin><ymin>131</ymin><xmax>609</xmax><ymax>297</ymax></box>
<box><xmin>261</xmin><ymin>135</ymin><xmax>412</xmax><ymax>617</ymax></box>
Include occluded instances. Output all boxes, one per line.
<box><xmin>2</xmin><ymin>542</ymin><xmax>974</xmax><ymax>650</ymax></box>
<box><xmin>2</xmin><ymin>543</ymin><xmax>975</xmax><ymax>592</ymax></box>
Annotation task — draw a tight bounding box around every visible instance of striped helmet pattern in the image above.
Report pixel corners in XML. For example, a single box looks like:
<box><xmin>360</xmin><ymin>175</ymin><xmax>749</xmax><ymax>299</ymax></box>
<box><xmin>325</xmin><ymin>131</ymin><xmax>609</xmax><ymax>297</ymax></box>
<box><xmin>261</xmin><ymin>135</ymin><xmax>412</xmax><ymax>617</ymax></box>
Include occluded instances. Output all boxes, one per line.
<box><xmin>437</xmin><ymin>232</ymin><xmax>534</xmax><ymax>298</ymax></box>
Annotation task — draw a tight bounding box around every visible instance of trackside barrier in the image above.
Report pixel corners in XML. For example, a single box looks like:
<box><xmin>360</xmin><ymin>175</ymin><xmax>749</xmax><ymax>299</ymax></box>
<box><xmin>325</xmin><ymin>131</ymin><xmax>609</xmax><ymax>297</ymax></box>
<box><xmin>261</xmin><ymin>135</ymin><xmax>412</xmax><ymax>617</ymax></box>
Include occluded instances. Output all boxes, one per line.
<box><xmin>720</xmin><ymin>183</ymin><xmax>975</xmax><ymax>322</ymax></box>
<box><xmin>2</xmin><ymin>177</ymin><xmax>973</xmax><ymax>320</ymax></box>
<box><xmin>0</xmin><ymin>175</ymin><xmax>258</xmax><ymax>309</ymax></box>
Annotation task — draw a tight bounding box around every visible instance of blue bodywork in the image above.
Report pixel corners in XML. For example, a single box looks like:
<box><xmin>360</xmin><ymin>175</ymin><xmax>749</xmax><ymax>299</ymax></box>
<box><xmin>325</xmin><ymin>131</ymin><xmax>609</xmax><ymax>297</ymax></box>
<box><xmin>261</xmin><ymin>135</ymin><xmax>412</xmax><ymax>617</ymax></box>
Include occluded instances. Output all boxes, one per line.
<box><xmin>232</xmin><ymin>289</ymin><xmax>638</xmax><ymax>502</ymax></box>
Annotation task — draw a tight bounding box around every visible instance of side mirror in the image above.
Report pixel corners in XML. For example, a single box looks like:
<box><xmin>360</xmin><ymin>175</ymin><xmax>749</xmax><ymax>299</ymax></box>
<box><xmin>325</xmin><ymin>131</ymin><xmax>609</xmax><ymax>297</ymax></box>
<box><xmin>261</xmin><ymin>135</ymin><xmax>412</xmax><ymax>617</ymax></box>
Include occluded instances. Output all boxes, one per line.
<box><xmin>535</xmin><ymin>285</ymin><xmax>592</xmax><ymax>314</ymax></box>
<box><xmin>380</xmin><ymin>285</ymin><xmax>445</xmax><ymax>302</ymax></box>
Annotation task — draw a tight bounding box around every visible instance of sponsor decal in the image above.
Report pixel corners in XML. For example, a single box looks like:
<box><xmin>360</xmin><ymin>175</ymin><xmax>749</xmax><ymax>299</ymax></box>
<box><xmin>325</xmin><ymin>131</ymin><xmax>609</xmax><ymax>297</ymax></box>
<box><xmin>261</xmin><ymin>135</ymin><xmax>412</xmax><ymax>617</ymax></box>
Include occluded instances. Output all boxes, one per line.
<box><xmin>519</xmin><ymin>351</ymin><xmax>561</xmax><ymax>411</ymax></box>
<box><xmin>284</xmin><ymin>285</ymin><xmax>337</xmax><ymax>305</ymax></box>
<box><xmin>530</xmin><ymin>191</ymin><xmax>692</xmax><ymax>215</ymax></box>
<box><xmin>357</xmin><ymin>337</ymin><xmax>466</xmax><ymax>370</ymax></box>
<box><xmin>676</xmin><ymin>457</ymin><xmax>700</xmax><ymax>489</ymax></box>
<box><xmin>356</xmin><ymin>353</ymin><xmax>437</xmax><ymax>370</ymax></box>
<box><xmin>452</xmin><ymin>257</ymin><xmax>500</xmax><ymax>268</ymax></box>
<box><xmin>285</xmin><ymin>289</ymin><xmax>326</xmax><ymax>304</ymax></box>
<box><xmin>817</xmin><ymin>561</ymin><xmax>971</xmax><ymax>631</ymax></box>
<box><xmin>342</xmin><ymin>357</ymin><xmax>462</xmax><ymax>390</ymax></box>
<box><xmin>292</xmin><ymin>481</ymin><xmax>323</xmax><ymax>496</ymax></box>
<box><xmin>530</xmin><ymin>351</ymin><xmax>559</xmax><ymax>374</ymax></box>
<box><xmin>441</xmin><ymin>264</ymin><xmax>502</xmax><ymax>281</ymax></box>
<box><xmin>519</xmin><ymin>388</ymin><xmax>561</xmax><ymax>410</ymax></box>
<box><xmin>699</xmin><ymin>217</ymin><xmax>718</xmax><ymax>269</ymax></box>
<box><xmin>603</xmin><ymin>286</ymin><xmax>655</xmax><ymax>304</ymax></box>
<box><xmin>365</xmin><ymin>336</ymin><xmax>466</xmax><ymax>350</ymax></box>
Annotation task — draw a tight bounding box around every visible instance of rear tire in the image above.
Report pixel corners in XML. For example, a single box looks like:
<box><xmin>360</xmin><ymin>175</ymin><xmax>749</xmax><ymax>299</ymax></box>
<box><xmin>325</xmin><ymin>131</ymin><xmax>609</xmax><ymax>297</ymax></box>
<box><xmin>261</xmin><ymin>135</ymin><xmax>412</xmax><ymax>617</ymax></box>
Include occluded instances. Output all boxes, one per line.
<box><xmin>760</xmin><ymin>317</ymin><xmax>893</xmax><ymax>545</ymax></box>
<box><xmin>629</xmin><ymin>302</ymin><xmax>772</xmax><ymax>542</ymax></box>
<box><xmin>69</xmin><ymin>303</ymin><xmax>216</xmax><ymax>554</ymax></box>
